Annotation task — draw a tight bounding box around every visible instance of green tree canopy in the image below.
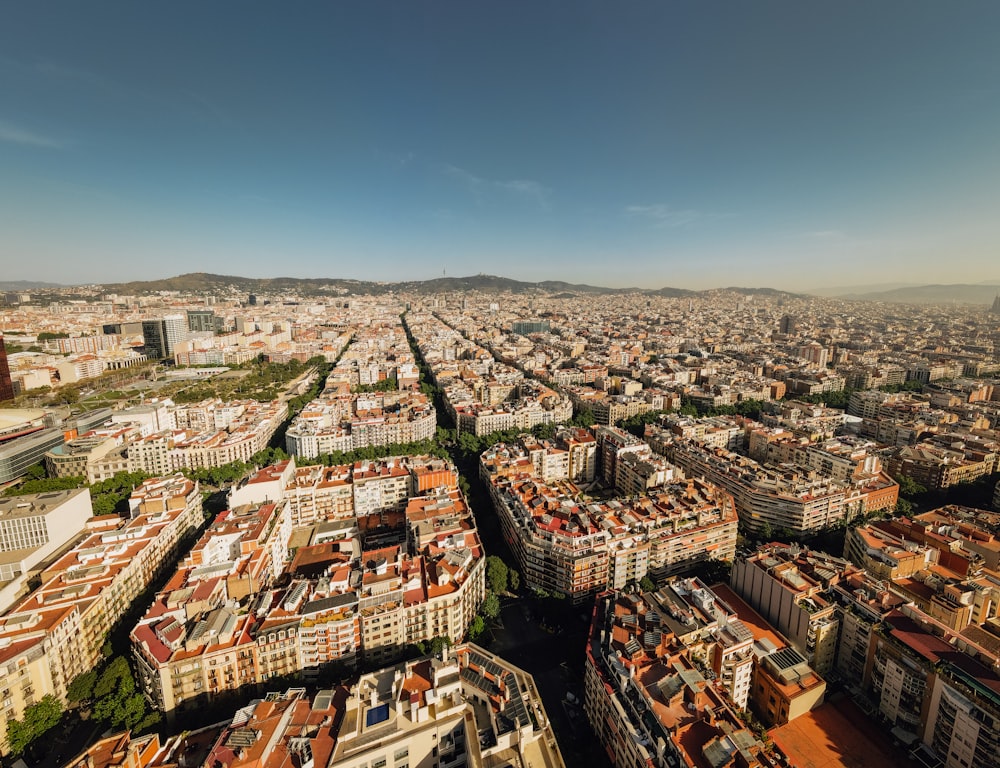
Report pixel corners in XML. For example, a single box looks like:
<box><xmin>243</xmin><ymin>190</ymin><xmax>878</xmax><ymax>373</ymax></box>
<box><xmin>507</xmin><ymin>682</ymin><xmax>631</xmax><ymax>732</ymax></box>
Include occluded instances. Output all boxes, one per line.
<box><xmin>5</xmin><ymin>695</ymin><xmax>62</xmax><ymax>756</ymax></box>
<box><xmin>895</xmin><ymin>475</ymin><xmax>927</xmax><ymax>497</ymax></box>
<box><xmin>466</xmin><ymin>615</ymin><xmax>486</xmax><ymax>642</ymax></box>
<box><xmin>481</xmin><ymin>592</ymin><xmax>501</xmax><ymax>619</ymax></box>
<box><xmin>485</xmin><ymin>556</ymin><xmax>509</xmax><ymax>594</ymax></box>
<box><xmin>508</xmin><ymin>569</ymin><xmax>520</xmax><ymax>593</ymax></box>
<box><xmin>67</xmin><ymin>670</ymin><xmax>98</xmax><ymax>702</ymax></box>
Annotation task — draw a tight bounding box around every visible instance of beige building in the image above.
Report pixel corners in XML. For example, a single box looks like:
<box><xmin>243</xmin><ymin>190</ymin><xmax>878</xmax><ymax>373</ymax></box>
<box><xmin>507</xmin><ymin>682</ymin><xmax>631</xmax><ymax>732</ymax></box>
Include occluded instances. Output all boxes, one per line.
<box><xmin>585</xmin><ymin>590</ymin><xmax>783</xmax><ymax>768</ymax></box>
<box><xmin>44</xmin><ymin>436</ymin><xmax>118</xmax><ymax>479</ymax></box>
<box><xmin>0</xmin><ymin>487</ymin><xmax>94</xmax><ymax>612</ymax></box>
<box><xmin>730</xmin><ymin>546</ymin><xmax>843</xmax><ymax>676</ymax></box>
<box><xmin>0</xmin><ymin>475</ymin><xmax>201</xmax><ymax>754</ymax></box>
<box><xmin>132</xmin><ymin>459</ymin><xmax>486</xmax><ymax>717</ymax></box>
<box><xmin>484</xmin><ymin>438</ymin><xmax>737</xmax><ymax>601</ymax></box>
<box><xmin>333</xmin><ymin>644</ymin><xmax>564</xmax><ymax>768</ymax></box>
<box><xmin>196</xmin><ymin>644</ymin><xmax>564</xmax><ymax>768</ymax></box>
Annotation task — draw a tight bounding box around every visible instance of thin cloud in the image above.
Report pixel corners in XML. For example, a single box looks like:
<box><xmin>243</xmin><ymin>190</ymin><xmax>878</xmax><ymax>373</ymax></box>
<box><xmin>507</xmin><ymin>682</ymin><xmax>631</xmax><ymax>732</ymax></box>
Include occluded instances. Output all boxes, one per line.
<box><xmin>35</xmin><ymin>59</ymin><xmax>111</xmax><ymax>90</ymax></box>
<box><xmin>496</xmin><ymin>179</ymin><xmax>551</xmax><ymax>208</ymax></box>
<box><xmin>443</xmin><ymin>164</ymin><xmax>551</xmax><ymax>209</ymax></box>
<box><xmin>0</xmin><ymin>119</ymin><xmax>65</xmax><ymax>149</ymax></box>
<box><xmin>624</xmin><ymin>204</ymin><xmax>727</xmax><ymax>228</ymax></box>
<box><xmin>802</xmin><ymin>229</ymin><xmax>847</xmax><ymax>240</ymax></box>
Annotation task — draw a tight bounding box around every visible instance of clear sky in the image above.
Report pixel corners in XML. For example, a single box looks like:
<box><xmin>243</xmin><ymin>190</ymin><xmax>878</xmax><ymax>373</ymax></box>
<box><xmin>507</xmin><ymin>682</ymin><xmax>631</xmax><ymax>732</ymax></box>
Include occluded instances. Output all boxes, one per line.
<box><xmin>1</xmin><ymin>2</ymin><xmax>999</xmax><ymax>290</ymax></box>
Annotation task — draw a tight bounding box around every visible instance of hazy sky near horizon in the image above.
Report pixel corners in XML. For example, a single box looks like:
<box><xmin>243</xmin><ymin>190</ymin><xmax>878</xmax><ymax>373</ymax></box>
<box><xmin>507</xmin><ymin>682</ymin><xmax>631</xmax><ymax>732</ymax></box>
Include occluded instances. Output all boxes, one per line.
<box><xmin>1</xmin><ymin>2</ymin><xmax>999</xmax><ymax>290</ymax></box>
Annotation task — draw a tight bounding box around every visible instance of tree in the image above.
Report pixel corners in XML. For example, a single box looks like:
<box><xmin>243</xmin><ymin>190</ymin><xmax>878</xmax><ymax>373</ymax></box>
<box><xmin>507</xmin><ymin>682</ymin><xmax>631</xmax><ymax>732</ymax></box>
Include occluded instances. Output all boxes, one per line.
<box><xmin>428</xmin><ymin>636</ymin><xmax>451</xmax><ymax>656</ymax></box>
<box><xmin>4</xmin><ymin>474</ymin><xmax>85</xmax><ymax>497</ymax></box>
<box><xmin>481</xmin><ymin>592</ymin><xmax>501</xmax><ymax>619</ymax></box>
<box><xmin>639</xmin><ymin>576</ymin><xmax>656</xmax><ymax>592</ymax></box>
<box><xmin>54</xmin><ymin>384</ymin><xmax>81</xmax><ymax>404</ymax></box>
<box><xmin>486</xmin><ymin>556</ymin><xmax>509</xmax><ymax>594</ymax></box>
<box><xmin>508</xmin><ymin>569</ymin><xmax>520</xmax><ymax>593</ymax></box>
<box><xmin>91</xmin><ymin>655</ymin><xmax>149</xmax><ymax>729</ymax></box>
<box><xmin>895</xmin><ymin>498</ymin><xmax>914</xmax><ymax>517</ymax></box>
<box><xmin>618</xmin><ymin>410</ymin><xmax>672</xmax><ymax>438</ymax></box>
<box><xmin>67</xmin><ymin>670</ymin><xmax>98</xmax><ymax>702</ymax></box>
<box><xmin>467</xmin><ymin>615</ymin><xmax>486</xmax><ymax>642</ymax></box>
<box><xmin>895</xmin><ymin>475</ymin><xmax>927</xmax><ymax>497</ymax></box>
<box><xmin>5</xmin><ymin>695</ymin><xmax>62</xmax><ymax>756</ymax></box>
<box><xmin>734</xmin><ymin>399</ymin><xmax>764</xmax><ymax>420</ymax></box>
<box><xmin>571</xmin><ymin>407</ymin><xmax>595</xmax><ymax>428</ymax></box>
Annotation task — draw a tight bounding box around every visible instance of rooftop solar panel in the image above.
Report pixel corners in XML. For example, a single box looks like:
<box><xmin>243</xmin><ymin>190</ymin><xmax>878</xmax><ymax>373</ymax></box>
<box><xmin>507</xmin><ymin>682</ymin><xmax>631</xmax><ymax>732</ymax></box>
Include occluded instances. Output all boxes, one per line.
<box><xmin>365</xmin><ymin>703</ymin><xmax>390</xmax><ymax>727</ymax></box>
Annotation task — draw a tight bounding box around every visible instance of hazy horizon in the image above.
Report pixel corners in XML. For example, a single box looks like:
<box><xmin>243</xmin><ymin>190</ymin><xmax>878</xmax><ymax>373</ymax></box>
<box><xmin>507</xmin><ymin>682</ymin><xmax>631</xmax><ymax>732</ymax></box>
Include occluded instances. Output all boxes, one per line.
<box><xmin>2</xmin><ymin>2</ymin><xmax>999</xmax><ymax>289</ymax></box>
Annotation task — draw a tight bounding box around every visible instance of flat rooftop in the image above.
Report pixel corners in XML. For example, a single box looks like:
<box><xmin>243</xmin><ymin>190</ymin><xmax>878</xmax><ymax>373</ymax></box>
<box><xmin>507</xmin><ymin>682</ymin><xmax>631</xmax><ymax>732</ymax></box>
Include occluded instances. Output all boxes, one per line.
<box><xmin>770</xmin><ymin>696</ymin><xmax>906</xmax><ymax>768</ymax></box>
<box><xmin>0</xmin><ymin>488</ymin><xmax>87</xmax><ymax>519</ymax></box>
<box><xmin>0</xmin><ymin>408</ymin><xmax>47</xmax><ymax>431</ymax></box>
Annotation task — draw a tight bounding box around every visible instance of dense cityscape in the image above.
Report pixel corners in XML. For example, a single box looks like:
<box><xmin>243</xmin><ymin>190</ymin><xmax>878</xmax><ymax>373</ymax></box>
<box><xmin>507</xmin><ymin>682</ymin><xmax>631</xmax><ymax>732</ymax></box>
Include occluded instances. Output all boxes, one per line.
<box><xmin>0</xmin><ymin>279</ymin><xmax>998</xmax><ymax>768</ymax></box>
<box><xmin>4</xmin><ymin>2</ymin><xmax>1000</xmax><ymax>766</ymax></box>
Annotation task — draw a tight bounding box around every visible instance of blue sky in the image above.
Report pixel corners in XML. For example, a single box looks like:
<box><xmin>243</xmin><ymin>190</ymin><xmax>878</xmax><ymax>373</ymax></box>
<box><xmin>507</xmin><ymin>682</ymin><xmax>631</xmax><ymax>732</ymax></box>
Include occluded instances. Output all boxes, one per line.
<box><xmin>1</xmin><ymin>1</ymin><xmax>999</xmax><ymax>290</ymax></box>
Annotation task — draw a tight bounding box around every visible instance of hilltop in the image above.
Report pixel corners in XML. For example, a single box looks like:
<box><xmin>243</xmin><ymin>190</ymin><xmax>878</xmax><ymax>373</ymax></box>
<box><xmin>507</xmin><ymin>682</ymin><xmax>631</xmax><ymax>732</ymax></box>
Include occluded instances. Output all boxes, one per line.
<box><xmin>91</xmin><ymin>272</ymin><xmax>811</xmax><ymax>299</ymax></box>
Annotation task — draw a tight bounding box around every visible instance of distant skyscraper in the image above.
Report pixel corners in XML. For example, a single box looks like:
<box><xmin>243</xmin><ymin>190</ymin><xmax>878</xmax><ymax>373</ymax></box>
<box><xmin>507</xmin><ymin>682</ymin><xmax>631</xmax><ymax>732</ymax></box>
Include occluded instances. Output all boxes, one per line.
<box><xmin>142</xmin><ymin>315</ymin><xmax>188</xmax><ymax>359</ymax></box>
<box><xmin>779</xmin><ymin>314</ymin><xmax>797</xmax><ymax>334</ymax></box>
<box><xmin>0</xmin><ymin>337</ymin><xmax>14</xmax><ymax>402</ymax></box>
<box><xmin>991</xmin><ymin>295</ymin><xmax>1000</xmax><ymax>314</ymax></box>
<box><xmin>186</xmin><ymin>309</ymin><xmax>219</xmax><ymax>333</ymax></box>
<box><xmin>248</xmin><ymin>293</ymin><xmax>258</xmax><ymax>306</ymax></box>
<box><xmin>511</xmin><ymin>320</ymin><xmax>551</xmax><ymax>335</ymax></box>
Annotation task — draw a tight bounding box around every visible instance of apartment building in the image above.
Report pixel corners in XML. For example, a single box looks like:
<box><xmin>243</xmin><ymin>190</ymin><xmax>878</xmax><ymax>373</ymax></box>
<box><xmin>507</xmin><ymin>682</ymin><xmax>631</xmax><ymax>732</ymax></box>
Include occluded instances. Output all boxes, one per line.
<box><xmin>0</xmin><ymin>475</ymin><xmax>201</xmax><ymax>754</ymax></box>
<box><xmin>873</xmin><ymin>507</ymin><xmax>1000</xmax><ymax>576</ymax></box>
<box><xmin>711</xmin><ymin>584</ymin><xmax>827</xmax><ymax>727</ymax></box>
<box><xmin>482</xmin><ymin>438</ymin><xmax>737</xmax><ymax>601</ymax></box>
<box><xmin>595</xmin><ymin>425</ymin><xmax>650</xmax><ymax>487</ymax></box>
<box><xmin>0</xmin><ymin>487</ymin><xmax>92</xmax><ymax>558</ymax></box>
<box><xmin>584</xmin><ymin>589</ymin><xmax>783</xmax><ymax>768</ymax></box>
<box><xmin>827</xmin><ymin>569</ymin><xmax>908</xmax><ymax>687</ymax></box>
<box><xmin>198</xmin><ymin>643</ymin><xmax>563</xmax><ymax>768</ymax></box>
<box><xmin>843</xmin><ymin>524</ymin><xmax>934</xmax><ymax>580</ymax></box>
<box><xmin>284</xmin><ymin>390</ymin><xmax>436</xmax><ymax>459</ymax></box>
<box><xmin>131</xmin><ymin>459</ymin><xmax>485</xmax><ymax>716</ymax></box>
<box><xmin>43</xmin><ymin>435</ymin><xmax>118</xmax><ymax>479</ymax></box>
<box><xmin>126</xmin><ymin>400</ymin><xmax>287</xmax><ymax>475</ymax></box>
<box><xmin>280</xmin><ymin>456</ymin><xmax>457</xmax><ymax>528</ymax></box>
<box><xmin>63</xmin><ymin>731</ymin><xmax>165</xmax><ymax>768</ymax></box>
<box><xmin>730</xmin><ymin>545</ymin><xmax>845</xmax><ymax>675</ymax></box>
<box><xmin>653</xmin><ymin>435</ymin><xmax>897</xmax><ymax>535</ymax></box>
<box><xmin>887</xmin><ymin>441</ymin><xmax>998</xmax><ymax>491</ymax></box>
<box><xmin>0</xmin><ymin>487</ymin><xmax>94</xmax><ymax>612</ymax></box>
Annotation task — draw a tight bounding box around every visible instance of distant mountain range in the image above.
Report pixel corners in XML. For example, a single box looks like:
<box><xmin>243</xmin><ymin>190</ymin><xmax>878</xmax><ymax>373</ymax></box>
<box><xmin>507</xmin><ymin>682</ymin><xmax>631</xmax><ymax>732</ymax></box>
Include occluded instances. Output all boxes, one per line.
<box><xmin>0</xmin><ymin>280</ymin><xmax>64</xmax><ymax>291</ymax></box>
<box><xmin>832</xmin><ymin>282</ymin><xmax>1000</xmax><ymax>304</ymax></box>
<box><xmin>93</xmin><ymin>272</ymin><xmax>811</xmax><ymax>299</ymax></box>
<box><xmin>13</xmin><ymin>272</ymin><xmax>998</xmax><ymax>304</ymax></box>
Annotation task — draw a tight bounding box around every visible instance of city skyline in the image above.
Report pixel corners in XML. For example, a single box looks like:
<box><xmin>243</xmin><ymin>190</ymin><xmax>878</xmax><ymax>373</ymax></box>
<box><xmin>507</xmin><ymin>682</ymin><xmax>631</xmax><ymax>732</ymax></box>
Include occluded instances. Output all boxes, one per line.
<box><xmin>2</xmin><ymin>2</ymin><xmax>999</xmax><ymax>289</ymax></box>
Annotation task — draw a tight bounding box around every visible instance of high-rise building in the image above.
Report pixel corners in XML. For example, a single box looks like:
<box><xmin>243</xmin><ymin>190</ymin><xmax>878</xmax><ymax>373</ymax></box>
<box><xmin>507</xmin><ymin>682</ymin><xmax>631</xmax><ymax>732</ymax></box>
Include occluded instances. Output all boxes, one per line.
<box><xmin>511</xmin><ymin>319</ymin><xmax>550</xmax><ymax>335</ymax></box>
<box><xmin>186</xmin><ymin>309</ymin><xmax>219</xmax><ymax>333</ymax></box>
<box><xmin>141</xmin><ymin>315</ymin><xmax>187</xmax><ymax>359</ymax></box>
<box><xmin>991</xmin><ymin>295</ymin><xmax>1000</xmax><ymax>314</ymax></box>
<box><xmin>0</xmin><ymin>336</ymin><xmax>14</xmax><ymax>401</ymax></box>
<box><xmin>779</xmin><ymin>314</ymin><xmax>797</xmax><ymax>334</ymax></box>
